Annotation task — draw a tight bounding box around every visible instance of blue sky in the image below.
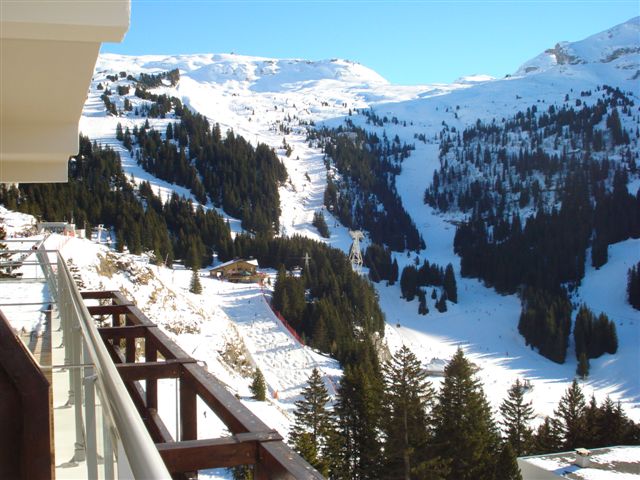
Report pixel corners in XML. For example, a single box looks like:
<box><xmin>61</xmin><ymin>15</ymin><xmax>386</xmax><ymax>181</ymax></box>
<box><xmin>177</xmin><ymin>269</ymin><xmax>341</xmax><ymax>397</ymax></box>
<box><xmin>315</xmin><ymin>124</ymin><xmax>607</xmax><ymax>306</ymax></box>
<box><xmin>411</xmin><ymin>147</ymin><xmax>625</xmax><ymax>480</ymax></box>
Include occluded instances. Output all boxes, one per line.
<box><xmin>103</xmin><ymin>1</ymin><xmax>639</xmax><ymax>85</ymax></box>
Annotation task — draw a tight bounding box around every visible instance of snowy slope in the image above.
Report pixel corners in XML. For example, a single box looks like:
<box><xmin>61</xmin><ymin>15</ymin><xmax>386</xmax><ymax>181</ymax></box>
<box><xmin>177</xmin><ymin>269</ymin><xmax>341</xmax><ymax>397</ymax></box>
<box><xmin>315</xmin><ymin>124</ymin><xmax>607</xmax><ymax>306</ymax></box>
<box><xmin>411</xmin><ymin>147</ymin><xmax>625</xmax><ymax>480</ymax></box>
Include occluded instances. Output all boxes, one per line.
<box><xmin>74</xmin><ymin>16</ymin><xmax>640</xmax><ymax>427</ymax></box>
<box><xmin>45</xmin><ymin>234</ymin><xmax>341</xmax><ymax>438</ymax></box>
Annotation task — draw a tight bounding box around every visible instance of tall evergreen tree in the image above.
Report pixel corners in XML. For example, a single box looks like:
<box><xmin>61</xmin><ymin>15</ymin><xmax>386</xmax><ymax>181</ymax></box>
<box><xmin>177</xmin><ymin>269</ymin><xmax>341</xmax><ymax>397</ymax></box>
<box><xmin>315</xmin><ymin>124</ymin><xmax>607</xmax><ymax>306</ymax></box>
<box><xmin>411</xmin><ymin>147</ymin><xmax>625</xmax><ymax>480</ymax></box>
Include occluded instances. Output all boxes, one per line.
<box><xmin>595</xmin><ymin>396</ymin><xmax>636</xmax><ymax>446</ymax></box>
<box><xmin>435</xmin><ymin>291</ymin><xmax>448</xmax><ymax>313</ymax></box>
<box><xmin>0</xmin><ymin>225</ymin><xmax>15</xmax><ymax>278</ymax></box>
<box><xmin>381</xmin><ymin>345</ymin><xmax>435</xmax><ymax>480</ymax></box>
<box><xmin>433</xmin><ymin>348</ymin><xmax>500</xmax><ymax>480</ymax></box>
<box><xmin>555</xmin><ymin>380</ymin><xmax>586</xmax><ymax>449</ymax></box>
<box><xmin>289</xmin><ymin>368</ymin><xmax>334</xmax><ymax>476</ymax></box>
<box><xmin>400</xmin><ymin>265</ymin><xmax>419</xmax><ymax>301</ymax></box>
<box><xmin>494</xmin><ymin>443</ymin><xmax>522</xmax><ymax>480</ymax></box>
<box><xmin>443</xmin><ymin>263</ymin><xmax>458</xmax><ymax>303</ymax></box>
<box><xmin>390</xmin><ymin>258</ymin><xmax>399</xmax><ymax>285</ymax></box>
<box><xmin>628</xmin><ymin>262</ymin><xmax>640</xmax><ymax>310</ymax></box>
<box><xmin>418</xmin><ymin>289</ymin><xmax>429</xmax><ymax>315</ymax></box>
<box><xmin>577</xmin><ymin>353</ymin><xmax>590</xmax><ymax>379</ymax></box>
<box><xmin>533</xmin><ymin>417</ymin><xmax>562</xmax><ymax>454</ymax></box>
<box><xmin>332</xmin><ymin>361</ymin><xmax>383</xmax><ymax>479</ymax></box>
<box><xmin>499</xmin><ymin>379</ymin><xmax>535</xmax><ymax>456</ymax></box>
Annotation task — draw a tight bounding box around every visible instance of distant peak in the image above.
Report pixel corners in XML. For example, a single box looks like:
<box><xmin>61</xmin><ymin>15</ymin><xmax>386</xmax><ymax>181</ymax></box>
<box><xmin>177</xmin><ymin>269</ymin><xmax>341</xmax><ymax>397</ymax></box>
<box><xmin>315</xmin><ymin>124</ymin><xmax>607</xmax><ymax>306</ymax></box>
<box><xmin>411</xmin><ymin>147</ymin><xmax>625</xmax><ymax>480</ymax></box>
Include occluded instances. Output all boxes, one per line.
<box><xmin>515</xmin><ymin>16</ymin><xmax>640</xmax><ymax>76</ymax></box>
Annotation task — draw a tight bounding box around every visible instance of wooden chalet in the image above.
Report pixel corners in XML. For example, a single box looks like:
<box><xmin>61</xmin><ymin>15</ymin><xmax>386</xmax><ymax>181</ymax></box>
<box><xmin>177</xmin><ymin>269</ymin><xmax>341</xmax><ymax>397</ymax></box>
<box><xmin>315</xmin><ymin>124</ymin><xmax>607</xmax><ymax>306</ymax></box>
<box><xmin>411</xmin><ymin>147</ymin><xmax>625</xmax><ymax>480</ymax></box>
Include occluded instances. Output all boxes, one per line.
<box><xmin>209</xmin><ymin>259</ymin><xmax>262</xmax><ymax>283</ymax></box>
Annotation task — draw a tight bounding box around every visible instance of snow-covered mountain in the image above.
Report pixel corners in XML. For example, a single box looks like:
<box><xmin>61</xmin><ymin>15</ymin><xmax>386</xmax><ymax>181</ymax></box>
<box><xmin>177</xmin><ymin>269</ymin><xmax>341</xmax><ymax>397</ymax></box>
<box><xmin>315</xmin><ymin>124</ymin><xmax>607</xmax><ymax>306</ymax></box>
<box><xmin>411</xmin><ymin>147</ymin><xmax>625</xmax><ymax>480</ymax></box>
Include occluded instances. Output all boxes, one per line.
<box><xmin>516</xmin><ymin>16</ymin><xmax>640</xmax><ymax>76</ymax></box>
<box><xmin>70</xmin><ymin>15</ymin><xmax>639</xmax><ymax>430</ymax></box>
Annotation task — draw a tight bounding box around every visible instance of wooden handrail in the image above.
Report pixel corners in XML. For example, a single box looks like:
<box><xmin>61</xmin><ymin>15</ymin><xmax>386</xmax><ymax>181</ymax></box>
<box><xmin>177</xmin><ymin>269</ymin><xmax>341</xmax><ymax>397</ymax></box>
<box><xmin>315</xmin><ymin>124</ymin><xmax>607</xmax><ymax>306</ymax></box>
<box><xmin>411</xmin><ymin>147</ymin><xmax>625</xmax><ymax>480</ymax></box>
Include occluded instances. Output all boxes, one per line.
<box><xmin>83</xmin><ymin>290</ymin><xmax>325</xmax><ymax>479</ymax></box>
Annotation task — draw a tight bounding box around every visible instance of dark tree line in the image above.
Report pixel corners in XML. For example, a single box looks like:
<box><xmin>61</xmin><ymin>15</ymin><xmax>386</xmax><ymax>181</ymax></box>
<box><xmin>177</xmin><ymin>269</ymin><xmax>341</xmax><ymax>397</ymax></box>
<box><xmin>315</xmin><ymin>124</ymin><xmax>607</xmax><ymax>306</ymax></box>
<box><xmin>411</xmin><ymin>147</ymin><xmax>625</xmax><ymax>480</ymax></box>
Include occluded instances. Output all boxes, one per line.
<box><xmin>311</xmin><ymin>122</ymin><xmax>424</xmax><ymax>251</ymax></box>
<box><xmin>363</xmin><ymin>242</ymin><xmax>398</xmax><ymax>284</ymax></box>
<box><xmin>574</xmin><ymin>305</ymin><xmax>618</xmax><ymax>377</ymax></box>
<box><xmin>288</xmin><ymin>350</ymin><xmax>639</xmax><ymax>480</ymax></box>
<box><xmin>137</xmin><ymin>68</ymin><xmax>180</xmax><ymax>88</ymax></box>
<box><xmin>312</xmin><ymin>210</ymin><xmax>330</xmax><ymax>238</ymax></box>
<box><xmin>518</xmin><ymin>287</ymin><xmax>572</xmax><ymax>364</ymax></box>
<box><xmin>532</xmin><ymin>380</ymin><xmax>639</xmax><ymax>454</ymax></box>
<box><xmin>399</xmin><ymin>261</ymin><xmax>457</xmax><ymax>314</ymax></box>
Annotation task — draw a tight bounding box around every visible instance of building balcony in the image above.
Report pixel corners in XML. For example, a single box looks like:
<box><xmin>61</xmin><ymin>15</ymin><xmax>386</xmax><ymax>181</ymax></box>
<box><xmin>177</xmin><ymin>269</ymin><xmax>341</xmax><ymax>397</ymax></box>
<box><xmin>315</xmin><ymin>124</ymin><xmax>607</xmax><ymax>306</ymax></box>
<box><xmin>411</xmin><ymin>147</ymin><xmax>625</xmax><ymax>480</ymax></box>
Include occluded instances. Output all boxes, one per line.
<box><xmin>0</xmin><ymin>240</ymin><xmax>323</xmax><ymax>479</ymax></box>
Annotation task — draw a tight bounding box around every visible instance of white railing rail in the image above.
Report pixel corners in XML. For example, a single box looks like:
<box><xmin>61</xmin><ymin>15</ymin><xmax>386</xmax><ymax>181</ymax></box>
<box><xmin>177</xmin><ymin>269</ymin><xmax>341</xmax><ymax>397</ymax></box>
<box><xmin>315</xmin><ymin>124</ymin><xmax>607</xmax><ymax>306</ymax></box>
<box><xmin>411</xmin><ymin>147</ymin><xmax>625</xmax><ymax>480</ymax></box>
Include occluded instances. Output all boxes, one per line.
<box><xmin>32</xmin><ymin>246</ymin><xmax>171</xmax><ymax>479</ymax></box>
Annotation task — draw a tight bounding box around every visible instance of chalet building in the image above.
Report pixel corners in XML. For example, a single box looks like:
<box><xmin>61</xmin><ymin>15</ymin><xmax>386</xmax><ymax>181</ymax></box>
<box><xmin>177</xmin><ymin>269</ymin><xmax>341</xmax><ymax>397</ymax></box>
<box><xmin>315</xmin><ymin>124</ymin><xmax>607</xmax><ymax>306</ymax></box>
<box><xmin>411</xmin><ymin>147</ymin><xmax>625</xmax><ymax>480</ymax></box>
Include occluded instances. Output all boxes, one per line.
<box><xmin>209</xmin><ymin>258</ymin><xmax>262</xmax><ymax>283</ymax></box>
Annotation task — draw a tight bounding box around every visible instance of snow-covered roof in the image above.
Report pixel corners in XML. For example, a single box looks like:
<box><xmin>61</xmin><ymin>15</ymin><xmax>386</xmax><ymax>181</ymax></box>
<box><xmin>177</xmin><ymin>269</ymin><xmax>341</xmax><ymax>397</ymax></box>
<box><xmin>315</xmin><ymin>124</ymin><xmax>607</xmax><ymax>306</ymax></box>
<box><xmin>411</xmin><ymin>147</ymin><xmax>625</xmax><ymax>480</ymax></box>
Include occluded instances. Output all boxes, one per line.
<box><xmin>518</xmin><ymin>446</ymin><xmax>640</xmax><ymax>479</ymax></box>
<box><xmin>210</xmin><ymin>258</ymin><xmax>259</xmax><ymax>270</ymax></box>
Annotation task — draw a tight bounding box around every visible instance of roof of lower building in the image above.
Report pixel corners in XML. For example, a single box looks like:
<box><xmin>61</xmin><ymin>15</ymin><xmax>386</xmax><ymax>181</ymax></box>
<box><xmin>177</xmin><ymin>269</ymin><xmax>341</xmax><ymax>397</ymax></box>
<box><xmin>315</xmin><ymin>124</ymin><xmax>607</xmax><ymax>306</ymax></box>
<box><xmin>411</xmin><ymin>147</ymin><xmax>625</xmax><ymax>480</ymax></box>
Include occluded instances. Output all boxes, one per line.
<box><xmin>518</xmin><ymin>446</ymin><xmax>640</xmax><ymax>479</ymax></box>
<box><xmin>210</xmin><ymin>258</ymin><xmax>259</xmax><ymax>271</ymax></box>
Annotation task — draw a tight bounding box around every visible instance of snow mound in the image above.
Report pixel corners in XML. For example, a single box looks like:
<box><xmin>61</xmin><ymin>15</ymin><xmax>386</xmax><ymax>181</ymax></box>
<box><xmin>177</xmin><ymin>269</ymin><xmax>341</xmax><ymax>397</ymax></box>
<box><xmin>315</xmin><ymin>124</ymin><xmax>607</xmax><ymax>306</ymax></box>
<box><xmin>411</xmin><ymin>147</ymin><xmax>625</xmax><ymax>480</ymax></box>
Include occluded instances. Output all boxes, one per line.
<box><xmin>0</xmin><ymin>205</ymin><xmax>37</xmax><ymax>237</ymax></box>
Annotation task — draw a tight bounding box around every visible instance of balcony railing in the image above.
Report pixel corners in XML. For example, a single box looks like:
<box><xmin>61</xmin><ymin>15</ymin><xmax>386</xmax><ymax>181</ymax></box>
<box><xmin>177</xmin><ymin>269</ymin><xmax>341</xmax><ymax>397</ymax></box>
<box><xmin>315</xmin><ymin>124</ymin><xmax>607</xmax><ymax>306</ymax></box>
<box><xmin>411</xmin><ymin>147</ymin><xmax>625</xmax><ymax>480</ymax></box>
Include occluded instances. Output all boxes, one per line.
<box><xmin>1</xmin><ymin>245</ymin><xmax>173</xmax><ymax>479</ymax></box>
<box><xmin>1</xmin><ymin>242</ymin><xmax>323</xmax><ymax>479</ymax></box>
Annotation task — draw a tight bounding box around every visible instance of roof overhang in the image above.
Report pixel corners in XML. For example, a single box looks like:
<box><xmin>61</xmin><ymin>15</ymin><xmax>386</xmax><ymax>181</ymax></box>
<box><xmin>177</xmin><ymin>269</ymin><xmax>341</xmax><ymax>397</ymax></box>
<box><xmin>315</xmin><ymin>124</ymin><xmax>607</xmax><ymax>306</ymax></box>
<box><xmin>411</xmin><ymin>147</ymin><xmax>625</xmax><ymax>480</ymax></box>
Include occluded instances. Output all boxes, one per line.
<box><xmin>0</xmin><ymin>1</ymin><xmax>130</xmax><ymax>183</ymax></box>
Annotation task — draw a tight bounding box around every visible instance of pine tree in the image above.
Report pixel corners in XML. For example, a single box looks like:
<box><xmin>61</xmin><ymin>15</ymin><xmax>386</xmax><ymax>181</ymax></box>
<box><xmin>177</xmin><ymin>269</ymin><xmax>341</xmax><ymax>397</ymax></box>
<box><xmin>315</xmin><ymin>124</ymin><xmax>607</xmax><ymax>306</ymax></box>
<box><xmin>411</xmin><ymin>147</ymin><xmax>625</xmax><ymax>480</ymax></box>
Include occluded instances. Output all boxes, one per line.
<box><xmin>289</xmin><ymin>368</ymin><xmax>334</xmax><ymax>476</ymax></box>
<box><xmin>595</xmin><ymin>396</ymin><xmax>635</xmax><ymax>446</ymax></box>
<box><xmin>400</xmin><ymin>265</ymin><xmax>419</xmax><ymax>301</ymax></box>
<box><xmin>0</xmin><ymin>225</ymin><xmax>15</xmax><ymax>278</ymax></box>
<box><xmin>433</xmin><ymin>348</ymin><xmax>499</xmax><ymax>480</ymax></box>
<box><xmin>332</xmin><ymin>362</ymin><xmax>383</xmax><ymax>479</ymax></box>
<box><xmin>272</xmin><ymin>265</ymin><xmax>287</xmax><ymax>313</ymax></box>
<box><xmin>381</xmin><ymin>345</ymin><xmax>435</xmax><ymax>480</ymax></box>
<box><xmin>582</xmin><ymin>395</ymin><xmax>600</xmax><ymax>448</ymax></box>
<box><xmin>418</xmin><ymin>289</ymin><xmax>429</xmax><ymax>315</ymax></box>
<box><xmin>312</xmin><ymin>211</ymin><xmax>330</xmax><ymax>238</ymax></box>
<box><xmin>533</xmin><ymin>417</ymin><xmax>562</xmax><ymax>454</ymax></box>
<box><xmin>604</xmin><ymin>315</ymin><xmax>618</xmax><ymax>355</ymax></box>
<box><xmin>555</xmin><ymin>379</ymin><xmax>586</xmax><ymax>449</ymax></box>
<box><xmin>577</xmin><ymin>352</ymin><xmax>589</xmax><ymax>379</ymax></box>
<box><xmin>606</xmin><ymin>108</ymin><xmax>625</xmax><ymax>146</ymax></box>
<box><xmin>628</xmin><ymin>263</ymin><xmax>640</xmax><ymax>310</ymax></box>
<box><xmin>591</xmin><ymin>235</ymin><xmax>608</xmax><ymax>268</ymax></box>
<box><xmin>189</xmin><ymin>267</ymin><xmax>202</xmax><ymax>294</ymax></box>
<box><xmin>229</xmin><ymin>465</ymin><xmax>253</xmax><ymax>480</ymax></box>
<box><xmin>443</xmin><ymin>263</ymin><xmax>458</xmax><ymax>303</ymax></box>
<box><xmin>250</xmin><ymin>368</ymin><xmax>266</xmax><ymax>401</ymax></box>
<box><xmin>499</xmin><ymin>379</ymin><xmax>534</xmax><ymax>456</ymax></box>
<box><xmin>494</xmin><ymin>443</ymin><xmax>522</xmax><ymax>480</ymax></box>
<box><xmin>435</xmin><ymin>291</ymin><xmax>448</xmax><ymax>313</ymax></box>
<box><xmin>390</xmin><ymin>258</ymin><xmax>399</xmax><ymax>285</ymax></box>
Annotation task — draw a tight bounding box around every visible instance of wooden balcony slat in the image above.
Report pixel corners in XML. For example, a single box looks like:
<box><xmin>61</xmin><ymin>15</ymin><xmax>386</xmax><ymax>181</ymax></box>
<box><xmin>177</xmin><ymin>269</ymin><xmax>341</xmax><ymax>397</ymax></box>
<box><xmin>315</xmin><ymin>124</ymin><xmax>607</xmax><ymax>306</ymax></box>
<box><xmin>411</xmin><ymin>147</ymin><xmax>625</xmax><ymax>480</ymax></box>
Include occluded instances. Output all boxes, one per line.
<box><xmin>81</xmin><ymin>290</ymin><xmax>325</xmax><ymax>479</ymax></box>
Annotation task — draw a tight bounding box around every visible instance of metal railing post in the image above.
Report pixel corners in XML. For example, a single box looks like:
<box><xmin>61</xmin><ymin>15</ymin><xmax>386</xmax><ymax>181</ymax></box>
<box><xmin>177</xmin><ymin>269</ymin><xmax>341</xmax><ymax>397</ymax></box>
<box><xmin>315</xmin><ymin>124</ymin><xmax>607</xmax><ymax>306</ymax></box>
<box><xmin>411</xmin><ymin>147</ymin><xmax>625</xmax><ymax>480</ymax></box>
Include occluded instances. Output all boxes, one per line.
<box><xmin>84</xmin><ymin>372</ymin><xmax>99</xmax><ymax>479</ymax></box>
<box><xmin>72</xmin><ymin>322</ymin><xmax>86</xmax><ymax>462</ymax></box>
<box><xmin>102</xmin><ymin>411</ymin><xmax>115</xmax><ymax>480</ymax></box>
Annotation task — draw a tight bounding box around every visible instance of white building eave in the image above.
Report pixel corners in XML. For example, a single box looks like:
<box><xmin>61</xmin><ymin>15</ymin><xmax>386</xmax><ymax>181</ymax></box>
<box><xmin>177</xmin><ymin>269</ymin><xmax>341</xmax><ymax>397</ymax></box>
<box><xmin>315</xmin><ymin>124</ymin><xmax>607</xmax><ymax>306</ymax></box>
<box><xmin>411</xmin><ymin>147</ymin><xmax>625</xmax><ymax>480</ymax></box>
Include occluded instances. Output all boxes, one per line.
<box><xmin>0</xmin><ymin>1</ymin><xmax>130</xmax><ymax>183</ymax></box>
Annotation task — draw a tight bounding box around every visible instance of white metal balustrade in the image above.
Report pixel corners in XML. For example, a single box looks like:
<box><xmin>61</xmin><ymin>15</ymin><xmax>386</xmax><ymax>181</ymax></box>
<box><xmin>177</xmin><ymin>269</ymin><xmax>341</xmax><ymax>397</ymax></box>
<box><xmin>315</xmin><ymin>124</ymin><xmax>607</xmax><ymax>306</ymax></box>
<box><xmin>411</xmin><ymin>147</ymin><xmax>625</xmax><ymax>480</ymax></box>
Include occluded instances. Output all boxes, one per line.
<box><xmin>1</xmin><ymin>245</ymin><xmax>171</xmax><ymax>479</ymax></box>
